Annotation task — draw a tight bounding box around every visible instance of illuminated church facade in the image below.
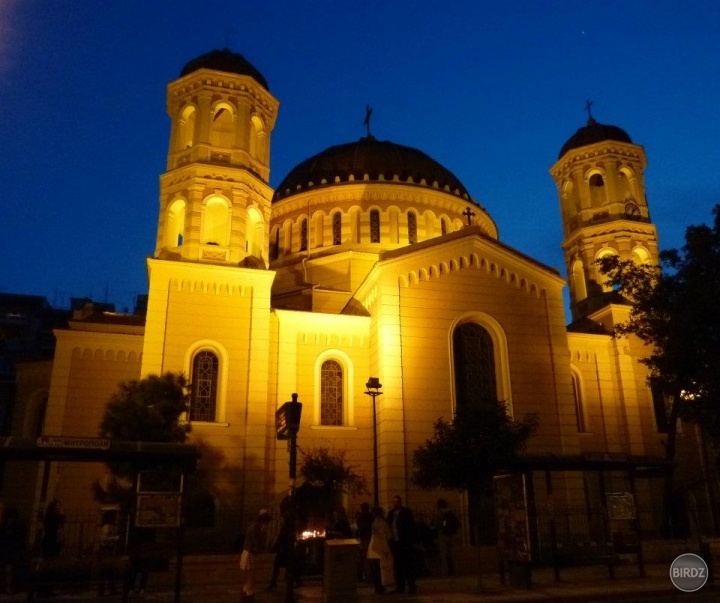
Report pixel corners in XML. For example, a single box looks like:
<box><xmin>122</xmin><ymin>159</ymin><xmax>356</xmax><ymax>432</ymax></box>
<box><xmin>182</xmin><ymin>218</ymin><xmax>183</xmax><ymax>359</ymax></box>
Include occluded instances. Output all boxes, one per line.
<box><xmin>6</xmin><ymin>49</ymin><xmax>712</xmax><ymax>549</ymax></box>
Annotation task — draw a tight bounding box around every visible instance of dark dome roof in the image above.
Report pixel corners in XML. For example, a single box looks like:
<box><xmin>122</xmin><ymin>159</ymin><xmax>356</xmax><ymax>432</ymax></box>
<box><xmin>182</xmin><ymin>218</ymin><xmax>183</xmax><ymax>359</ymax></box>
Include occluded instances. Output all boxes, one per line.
<box><xmin>273</xmin><ymin>137</ymin><xmax>471</xmax><ymax>202</ymax></box>
<box><xmin>559</xmin><ymin>118</ymin><xmax>632</xmax><ymax>159</ymax></box>
<box><xmin>180</xmin><ymin>48</ymin><xmax>268</xmax><ymax>90</ymax></box>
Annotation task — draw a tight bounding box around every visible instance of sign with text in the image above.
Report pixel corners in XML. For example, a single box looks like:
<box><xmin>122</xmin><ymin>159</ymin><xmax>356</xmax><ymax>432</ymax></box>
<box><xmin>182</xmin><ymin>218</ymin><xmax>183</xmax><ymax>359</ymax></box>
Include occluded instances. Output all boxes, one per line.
<box><xmin>37</xmin><ymin>436</ymin><xmax>111</xmax><ymax>450</ymax></box>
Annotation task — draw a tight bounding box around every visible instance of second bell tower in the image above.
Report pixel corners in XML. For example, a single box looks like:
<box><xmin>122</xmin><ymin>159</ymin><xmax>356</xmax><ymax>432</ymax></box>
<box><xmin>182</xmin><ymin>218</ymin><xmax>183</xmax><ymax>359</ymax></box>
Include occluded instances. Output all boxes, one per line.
<box><xmin>551</xmin><ymin>112</ymin><xmax>659</xmax><ymax>323</ymax></box>
<box><xmin>154</xmin><ymin>48</ymin><xmax>279</xmax><ymax>268</ymax></box>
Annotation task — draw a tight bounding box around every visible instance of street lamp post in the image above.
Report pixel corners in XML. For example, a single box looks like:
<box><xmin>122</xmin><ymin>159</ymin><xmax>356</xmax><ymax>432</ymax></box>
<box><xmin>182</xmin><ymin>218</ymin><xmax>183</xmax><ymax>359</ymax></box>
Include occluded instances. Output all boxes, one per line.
<box><xmin>364</xmin><ymin>378</ymin><xmax>383</xmax><ymax>508</ymax></box>
<box><xmin>275</xmin><ymin>393</ymin><xmax>303</xmax><ymax>603</ymax></box>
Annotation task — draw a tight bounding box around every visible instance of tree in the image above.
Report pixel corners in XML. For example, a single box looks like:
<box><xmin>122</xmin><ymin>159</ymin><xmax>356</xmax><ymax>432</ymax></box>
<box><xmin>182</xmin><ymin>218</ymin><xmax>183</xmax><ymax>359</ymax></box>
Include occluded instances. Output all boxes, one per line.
<box><xmin>598</xmin><ymin>205</ymin><xmax>720</xmax><ymax>533</ymax></box>
<box><xmin>412</xmin><ymin>400</ymin><xmax>537</xmax><ymax>589</ymax></box>
<box><xmin>412</xmin><ymin>400</ymin><xmax>538</xmax><ymax>494</ymax></box>
<box><xmin>598</xmin><ymin>205</ymin><xmax>720</xmax><ymax>449</ymax></box>
<box><xmin>94</xmin><ymin>373</ymin><xmax>191</xmax><ymax>504</ymax></box>
<box><xmin>295</xmin><ymin>447</ymin><xmax>367</xmax><ymax>526</ymax></box>
<box><xmin>99</xmin><ymin>373</ymin><xmax>191</xmax><ymax>444</ymax></box>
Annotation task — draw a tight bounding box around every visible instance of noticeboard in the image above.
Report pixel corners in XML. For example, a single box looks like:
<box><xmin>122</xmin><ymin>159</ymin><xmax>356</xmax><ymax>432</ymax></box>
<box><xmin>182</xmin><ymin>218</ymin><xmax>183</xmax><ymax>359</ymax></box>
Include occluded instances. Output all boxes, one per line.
<box><xmin>494</xmin><ymin>474</ymin><xmax>532</xmax><ymax>561</ymax></box>
<box><xmin>136</xmin><ymin>492</ymin><xmax>182</xmax><ymax>527</ymax></box>
<box><xmin>606</xmin><ymin>492</ymin><xmax>636</xmax><ymax>520</ymax></box>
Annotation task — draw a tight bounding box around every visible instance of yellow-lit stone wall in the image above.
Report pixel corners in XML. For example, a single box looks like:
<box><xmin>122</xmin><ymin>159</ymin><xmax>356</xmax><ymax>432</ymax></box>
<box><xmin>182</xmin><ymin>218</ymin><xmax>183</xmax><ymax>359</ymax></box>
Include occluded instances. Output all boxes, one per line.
<box><xmin>45</xmin><ymin>328</ymin><xmax>143</xmax><ymax>511</ymax></box>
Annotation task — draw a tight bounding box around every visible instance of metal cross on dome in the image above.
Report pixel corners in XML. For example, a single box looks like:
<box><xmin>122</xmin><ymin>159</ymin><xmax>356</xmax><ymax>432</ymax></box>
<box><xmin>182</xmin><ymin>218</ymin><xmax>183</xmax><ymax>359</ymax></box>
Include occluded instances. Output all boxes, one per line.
<box><xmin>462</xmin><ymin>206</ymin><xmax>476</xmax><ymax>226</ymax></box>
<box><xmin>585</xmin><ymin>99</ymin><xmax>595</xmax><ymax>123</ymax></box>
<box><xmin>364</xmin><ymin>105</ymin><xmax>373</xmax><ymax>138</ymax></box>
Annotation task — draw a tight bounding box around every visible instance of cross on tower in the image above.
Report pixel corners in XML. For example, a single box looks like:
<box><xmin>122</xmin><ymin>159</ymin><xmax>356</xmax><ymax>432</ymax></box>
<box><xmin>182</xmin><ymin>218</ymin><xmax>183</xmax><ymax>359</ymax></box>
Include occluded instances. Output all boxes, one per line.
<box><xmin>363</xmin><ymin>105</ymin><xmax>373</xmax><ymax>139</ymax></box>
<box><xmin>462</xmin><ymin>206</ymin><xmax>476</xmax><ymax>226</ymax></box>
<box><xmin>585</xmin><ymin>99</ymin><xmax>595</xmax><ymax>123</ymax></box>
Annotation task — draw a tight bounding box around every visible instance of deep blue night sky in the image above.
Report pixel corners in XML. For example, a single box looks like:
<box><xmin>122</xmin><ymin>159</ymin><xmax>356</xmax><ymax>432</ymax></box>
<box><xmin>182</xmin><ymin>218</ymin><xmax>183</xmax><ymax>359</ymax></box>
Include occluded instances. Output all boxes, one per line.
<box><xmin>2</xmin><ymin>1</ymin><xmax>719</xmax><ymax>315</ymax></box>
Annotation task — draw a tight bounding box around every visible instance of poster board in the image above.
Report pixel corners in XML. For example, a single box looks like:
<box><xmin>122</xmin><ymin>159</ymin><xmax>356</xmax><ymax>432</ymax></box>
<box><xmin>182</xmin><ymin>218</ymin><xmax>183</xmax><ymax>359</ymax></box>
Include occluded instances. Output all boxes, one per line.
<box><xmin>494</xmin><ymin>474</ymin><xmax>532</xmax><ymax>561</ymax></box>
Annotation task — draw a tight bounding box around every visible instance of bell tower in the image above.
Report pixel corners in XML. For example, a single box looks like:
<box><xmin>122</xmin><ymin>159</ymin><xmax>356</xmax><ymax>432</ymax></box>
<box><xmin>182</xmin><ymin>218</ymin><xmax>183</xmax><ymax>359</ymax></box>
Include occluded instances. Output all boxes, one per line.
<box><xmin>551</xmin><ymin>110</ymin><xmax>659</xmax><ymax>322</ymax></box>
<box><xmin>155</xmin><ymin>48</ymin><xmax>279</xmax><ymax>268</ymax></box>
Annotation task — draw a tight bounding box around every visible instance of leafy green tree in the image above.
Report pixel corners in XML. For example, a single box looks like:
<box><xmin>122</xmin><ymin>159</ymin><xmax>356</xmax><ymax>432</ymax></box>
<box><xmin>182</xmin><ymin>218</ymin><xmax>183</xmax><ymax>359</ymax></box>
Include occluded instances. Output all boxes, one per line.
<box><xmin>94</xmin><ymin>373</ymin><xmax>191</xmax><ymax>504</ymax></box>
<box><xmin>412</xmin><ymin>400</ymin><xmax>538</xmax><ymax>493</ymax></box>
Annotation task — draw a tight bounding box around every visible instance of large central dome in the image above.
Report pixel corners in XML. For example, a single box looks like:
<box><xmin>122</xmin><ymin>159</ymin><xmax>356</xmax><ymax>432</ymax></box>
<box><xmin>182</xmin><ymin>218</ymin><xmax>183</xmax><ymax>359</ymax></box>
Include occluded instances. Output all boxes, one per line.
<box><xmin>273</xmin><ymin>137</ymin><xmax>471</xmax><ymax>202</ymax></box>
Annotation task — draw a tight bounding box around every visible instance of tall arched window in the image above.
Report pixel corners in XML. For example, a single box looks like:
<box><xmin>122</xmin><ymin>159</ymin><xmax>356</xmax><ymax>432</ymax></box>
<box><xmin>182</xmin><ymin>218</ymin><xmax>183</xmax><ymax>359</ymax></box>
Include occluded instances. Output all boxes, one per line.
<box><xmin>320</xmin><ymin>360</ymin><xmax>343</xmax><ymax>426</ymax></box>
<box><xmin>165</xmin><ymin>199</ymin><xmax>186</xmax><ymax>248</ymax></box>
<box><xmin>300</xmin><ymin>218</ymin><xmax>308</xmax><ymax>251</ymax></box>
<box><xmin>270</xmin><ymin>227</ymin><xmax>280</xmax><ymax>261</ymax></box>
<box><xmin>408</xmin><ymin>212</ymin><xmax>417</xmax><ymax>244</ymax></box>
<box><xmin>209</xmin><ymin>105</ymin><xmax>234</xmax><ymax>148</ymax></box>
<box><xmin>571</xmin><ymin>259</ymin><xmax>587</xmax><ymax>301</ymax></box>
<box><xmin>177</xmin><ymin>105</ymin><xmax>196</xmax><ymax>150</ymax></box>
<box><xmin>333</xmin><ymin>212</ymin><xmax>342</xmax><ymax>245</ymax></box>
<box><xmin>246</xmin><ymin>206</ymin><xmax>264</xmax><ymax>259</ymax></box>
<box><xmin>588</xmin><ymin>173</ymin><xmax>606</xmax><ymax>206</ymax></box>
<box><xmin>190</xmin><ymin>351</ymin><xmax>218</xmax><ymax>422</ymax></box>
<box><xmin>571</xmin><ymin>370</ymin><xmax>586</xmax><ymax>432</ymax></box>
<box><xmin>370</xmin><ymin>210</ymin><xmax>380</xmax><ymax>243</ymax></box>
<box><xmin>453</xmin><ymin>323</ymin><xmax>496</xmax><ymax>407</ymax></box>
<box><xmin>202</xmin><ymin>197</ymin><xmax>229</xmax><ymax>246</ymax></box>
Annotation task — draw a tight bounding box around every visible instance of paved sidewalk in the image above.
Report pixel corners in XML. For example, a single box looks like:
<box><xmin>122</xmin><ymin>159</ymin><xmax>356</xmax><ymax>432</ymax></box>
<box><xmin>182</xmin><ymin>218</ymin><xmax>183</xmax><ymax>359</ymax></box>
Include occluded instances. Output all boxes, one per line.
<box><xmin>9</xmin><ymin>563</ymin><xmax>716</xmax><ymax>603</ymax></box>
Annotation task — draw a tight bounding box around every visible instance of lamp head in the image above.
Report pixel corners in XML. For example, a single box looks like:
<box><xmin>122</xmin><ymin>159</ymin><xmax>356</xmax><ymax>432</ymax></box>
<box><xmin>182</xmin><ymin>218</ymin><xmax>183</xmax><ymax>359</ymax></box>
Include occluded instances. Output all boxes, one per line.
<box><xmin>365</xmin><ymin>377</ymin><xmax>382</xmax><ymax>391</ymax></box>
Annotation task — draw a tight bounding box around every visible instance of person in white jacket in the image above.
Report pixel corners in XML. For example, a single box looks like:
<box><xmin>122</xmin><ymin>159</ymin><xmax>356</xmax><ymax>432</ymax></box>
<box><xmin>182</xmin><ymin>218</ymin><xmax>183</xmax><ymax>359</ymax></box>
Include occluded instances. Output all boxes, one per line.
<box><xmin>366</xmin><ymin>506</ymin><xmax>393</xmax><ymax>594</ymax></box>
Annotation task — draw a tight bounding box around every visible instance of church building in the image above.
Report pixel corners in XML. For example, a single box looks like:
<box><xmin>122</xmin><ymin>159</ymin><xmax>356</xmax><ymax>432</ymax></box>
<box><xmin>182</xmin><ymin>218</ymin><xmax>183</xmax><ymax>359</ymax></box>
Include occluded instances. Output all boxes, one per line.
<box><xmin>4</xmin><ymin>48</ymin><xmax>712</xmax><ymax>553</ymax></box>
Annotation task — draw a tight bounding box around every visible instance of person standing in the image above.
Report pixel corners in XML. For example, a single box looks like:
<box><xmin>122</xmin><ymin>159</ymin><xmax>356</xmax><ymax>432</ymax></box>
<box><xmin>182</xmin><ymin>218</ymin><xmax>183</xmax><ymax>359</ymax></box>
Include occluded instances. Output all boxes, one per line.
<box><xmin>355</xmin><ymin>502</ymin><xmax>374</xmax><ymax>580</ymax></box>
<box><xmin>366</xmin><ymin>506</ymin><xmax>392</xmax><ymax>594</ymax></box>
<box><xmin>0</xmin><ymin>507</ymin><xmax>24</xmax><ymax>594</ymax></box>
<box><xmin>267</xmin><ymin>511</ymin><xmax>302</xmax><ymax>590</ymax></box>
<box><xmin>41</xmin><ymin>500</ymin><xmax>65</xmax><ymax>558</ymax></box>
<box><xmin>434</xmin><ymin>498</ymin><xmax>460</xmax><ymax>576</ymax></box>
<box><xmin>240</xmin><ymin>509</ymin><xmax>272</xmax><ymax>601</ymax></box>
<box><xmin>386</xmin><ymin>495</ymin><xmax>417</xmax><ymax>594</ymax></box>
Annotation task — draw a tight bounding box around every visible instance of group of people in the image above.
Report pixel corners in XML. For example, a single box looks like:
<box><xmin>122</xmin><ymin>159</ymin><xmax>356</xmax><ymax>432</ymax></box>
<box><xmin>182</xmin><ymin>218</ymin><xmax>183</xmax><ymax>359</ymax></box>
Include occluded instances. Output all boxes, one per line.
<box><xmin>238</xmin><ymin>496</ymin><xmax>461</xmax><ymax>600</ymax></box>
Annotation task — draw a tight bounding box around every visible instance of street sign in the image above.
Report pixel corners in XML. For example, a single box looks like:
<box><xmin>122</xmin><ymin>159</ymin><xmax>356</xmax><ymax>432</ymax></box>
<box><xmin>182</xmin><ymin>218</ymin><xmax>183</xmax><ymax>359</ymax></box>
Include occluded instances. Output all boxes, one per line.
<box><xmin>37</xmin><ymin>436</ymin><xmax>111</xmax><ymax>450</ymax></box>
<box><xmin>275</xmin><ymin>395</ymin><xmax>302</xmax><ymax>440</ymax></box>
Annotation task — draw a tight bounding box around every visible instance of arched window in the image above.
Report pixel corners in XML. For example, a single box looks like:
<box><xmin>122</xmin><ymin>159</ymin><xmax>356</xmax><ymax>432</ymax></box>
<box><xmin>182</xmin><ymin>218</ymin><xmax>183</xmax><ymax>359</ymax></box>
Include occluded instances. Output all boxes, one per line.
<box><xmin>165</xmin><ymin>199</ymin><xmax>186</xmax><ymax>248</ymax></box>
<box><xmin>453</xmin><ymin>323</ymin><xmax>497</xmax><ymax>407</ymax></box>
<box><xmin>370</xmin><ymin>210</ymin><xmax>380</xmax><ymax>243</ymax></box>
<box><xmin>588</xmin><ymin>173</ymin><xmax>606</xmax><ymax>206</ymax></box>
<box><xmin>249</xmin><ymin>115</ymin><xmax>265</xmax><ymax>160</ymax></box>
<box><xmin>270</xmin><ymin>227</ymin><xmax>280</xmax><ymax>261</ymax></box>
<box><xmin>320</xmin><ymin>360</ymin><xmax>343</xmax><ymax>426</ymax></box>
<box><xmin>300</xmin><ymin>218</ymin><xmax>308</xmax><ymax>252</ymax></box>
<box><xmin>202</xmin><ymin>197</ymin><xmax>230</xmax><ymax>246</ymax></box>
<box><xmin>408</xmin><ymin>212</ymin><xmax>417</xmax><ymax>244</ymax></box>
<box><xmin>571</xmin><ymin>259</ymin><xmax>587</xmax><ymax>301</ymax></box>
<box><xmin>190</xmin><ymin>351</ymin><xmax>218</xmax><ymax>422</ymax></box>
<box><xmin>246</xmin><ymin>206</ymin><xmax>264</xmax><ymax>259</ymax></box>
<box><xmin>333</xmin><ymin>212</ymin><xmax>342</xmax><ymax>245</ymax></box>
<box><xmin>571</xmin><ymin>370</ymin><xmax>586</xmax><ymax>432</ymax></box>
<box><xmin>209</xmin><ymin>105</ymin><xmax>234</xmax><ymax>148</ymax></box>
<box><xmin>177</xmin><ymin>106</ymin><xmax>196</xmax><ymax>150</ymax></box>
